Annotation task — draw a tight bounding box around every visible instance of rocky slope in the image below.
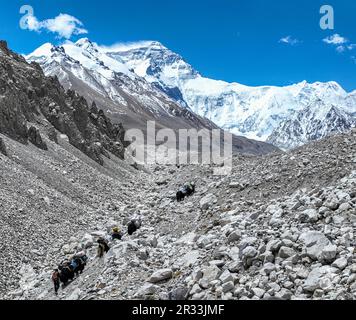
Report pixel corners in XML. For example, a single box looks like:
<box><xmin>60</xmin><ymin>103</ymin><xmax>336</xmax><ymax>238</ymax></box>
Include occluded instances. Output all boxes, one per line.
<box><xmin>0</xmin><ymin>40</ymin><xmax>139</xmax><ymax>296</ymax></box>
<box><xmin>103</xmin><ymin>40</ymin><xmax>356</xmax><ymax>148</ymax></box>
<box><xmin>0</xmin><ymin>41</ymin><xmax>125</xmax><ymax>165</ymax></box>
<box><xmin>7</xmin><ymin>129</ymin><xmax>356</xmax><ymax>301</ymax></box>
<box><xmin>1</xmin><ymin>40</ymin><xmax>355</xmax><ymax>301</ymax></box>
<box><xmin>0</xmin><ymin>40</ymin><xmax>278</xmax><ymax>298</ymax></box>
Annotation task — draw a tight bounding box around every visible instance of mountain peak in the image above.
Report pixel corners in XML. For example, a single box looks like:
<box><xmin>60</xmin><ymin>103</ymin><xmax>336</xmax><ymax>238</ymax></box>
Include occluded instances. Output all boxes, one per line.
<box><xmin>75</xmin><ymin>37</ymin><xmax>93</xmax><ymax>47</ymax></box>
<box><xmin>146</xmin><ymin>41</ymin><xmax>166</xmax><ymax>49</ymax></box>
<box><xmin>75</xmin><ymin>38</ymin><xmax>99</xmax><ymax>52</ymax></box>
<box><xmin>27</xmin><ymin>43</ymin><xmax>55</xmax><ymax>58</ymax></box>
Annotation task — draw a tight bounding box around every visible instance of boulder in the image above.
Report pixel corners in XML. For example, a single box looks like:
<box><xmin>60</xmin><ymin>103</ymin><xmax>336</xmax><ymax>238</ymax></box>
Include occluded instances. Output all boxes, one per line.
<box><xmin>135</xmin><ymin>283</ymin><xmax>159</xmax><ymax>297</ymax></box>
<box><xmin>222</xmin><ymin>281</ymin><xmax>235</xmax><ymax>293</ymax></box>
<box><xmin>0</xmin><ymin>137</ymin><xmax>7</xmax><ymax>156</ymax></box>
<box><xmin>278</xmin><ymin>247</ymin><xmax>296</xmax><ymax>259</ymax></box>
<box><xmin>319</xmin><ymin>244</ymin><xmax>337</xmax><ymax>263</ymax></box>
<box><xmin>299</xmin><ymin>209</ymin><xmax>319</xmax><ymax>223</ymax></box>
<box><xmin>261</xmin><ymin>263</ymin><xmax>276</xmax><ymax>275</ymax></box>
<box><xmin>200</xmin><ymin>194</ymin><xmax>217</xmax><ymax>211</ymax></box>
<box><xmin>239</xmin><ymin>237</ymin><xmax>258</xmax><ymax>253</ymax></box>
<box><xmin>266</xmin><ymin>240</ymin><xmax>282</xmax><ymax>254</ymax></box>
<box><xmin>252</xmin><ymin>287</ymin><xmax>265</xmax><ymax>298</ymax></box>
<box><xmin>219</xmin><ymin>270</ymin><xmax>233</xmax><ymax>284</ymax></box>
<box><xmin>180</xmin><ymin>250</ymin><xmax>200</xmax><ymax>267</ymax></box>
<box><xmin>148</xmin><ymin>269</ymin><xmax>173</xmax><ymax>283</ymax></box>
<box><xmin>338</xmin><ymin>203</ymin><xmax>351</xmax><ymax>212</ymax></box>
<box><xmin>28</xmin><ymin>126</ymin><xmax>48</xmax><ymax>150</ymax></box>
<box><xmin>227</xmin><ymin>230</ymin><xmax>241</xmax><ymax>243</ymax></box>
<box><xmin>137</xmin><ymin>248</ymin><xmax>149</xmax><ymax>260</ymax></box>
<box><xmin>299</xmin><ymin>231</ymin><xmax>331</xmax><ymax>261</ymax></box>
<box><xmin>324</xmin><ymin>197</ymin><xmax>339</xmax><ymax>211</ymax></box>
<box><xmin>202</xmin><ymin>265</ymin><xmax>221</xmax><ymax>282</ymax></box>
<box><xmin>241</xmin><ymin>246</ymin><xmax>258</xmax><ymax>259</ymax></box>
<box><xmin>229</xmin><ymin>182</ymin><xmax>245</xmax><ymax>190</ymax></box>
<box><xmin>81</xmin><ymin>233</ymin><xmax>94</xmax><ymax>249</ymax></box>
<box><xmin>169</xmin><ymin>287</ymin><xmax>189</xmax><ymax>300</ymax></box>
<box><xmin>303</xmin><ymin>266</ymin><xmax>338</xmax><ymax>292</ymax></box>
<box><xmin>332</xmin><ymin>258</ymin><xmax>348</xmax><ymax>270</ymax></box>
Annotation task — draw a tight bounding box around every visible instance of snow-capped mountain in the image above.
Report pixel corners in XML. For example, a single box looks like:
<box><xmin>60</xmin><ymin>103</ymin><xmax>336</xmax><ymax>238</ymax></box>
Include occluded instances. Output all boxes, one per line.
<box><xmin>268</xmin><ymin>100</ymin><xmax>356</xmax><ymax>149</ymax></box>
<box><xmin>103</xmin><ymin>41</ymin><xmax>356</xmax><ymax>148</ymax></box>
<box><xmin>26</xmin><ymin>39</ymin><xmax>218</xmax><ymax>132</ymax></box>
<box><xmin>27</xmin><ymin>38</ymin><xmax>356</xmax><ymax>149</ymax></box>
<box><xmin>26</xmin><ymin>39</ymin><xmax>278</xmax><ymax>155</ymax></box>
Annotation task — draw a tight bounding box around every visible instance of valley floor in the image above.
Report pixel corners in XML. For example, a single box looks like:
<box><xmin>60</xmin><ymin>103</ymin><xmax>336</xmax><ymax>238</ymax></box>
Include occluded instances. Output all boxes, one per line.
<box><xmin>1</xmin><ymin>130</ymin><xmax>356</xmax><ymax>300</ymax></box>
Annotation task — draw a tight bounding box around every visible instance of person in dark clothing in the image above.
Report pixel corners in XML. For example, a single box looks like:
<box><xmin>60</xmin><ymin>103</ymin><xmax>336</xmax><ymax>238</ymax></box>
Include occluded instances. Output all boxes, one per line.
<box><xmin>52</xmin><ymin>269</ymin><xmax>60</xmax><ymax>295</ymax></box>
<box><xmin>112</xmin><ymin>227</ymin><xmax>123</xmax><ymax>241</ymax></box>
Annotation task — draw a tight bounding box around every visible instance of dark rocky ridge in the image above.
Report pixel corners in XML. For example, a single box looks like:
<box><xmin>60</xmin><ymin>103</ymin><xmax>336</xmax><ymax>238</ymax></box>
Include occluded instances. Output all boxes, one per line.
<box><xmin>0</xmin><ymin>41</ymin><xmax>125</xmax><ymax>165</ymax></box>
<box><xmin>0</xmin><ymin>136</ymin><xmax>7</xmax><ymax>155</ymax></box>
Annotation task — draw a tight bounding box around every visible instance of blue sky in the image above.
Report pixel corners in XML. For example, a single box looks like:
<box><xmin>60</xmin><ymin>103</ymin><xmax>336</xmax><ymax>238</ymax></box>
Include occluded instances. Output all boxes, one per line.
<box><xmin>1</xmin><ymin>0</ymin><xmax>356</xmax><ymax>91</ymax></box>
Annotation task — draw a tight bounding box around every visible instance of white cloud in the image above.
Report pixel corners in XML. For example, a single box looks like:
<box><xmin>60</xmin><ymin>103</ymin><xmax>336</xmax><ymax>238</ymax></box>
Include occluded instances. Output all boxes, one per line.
<box><xmin>100</xmin><ymin>41</ymin><xmax>158</xmax><ymax>52</ymax></box>
<box><xmin>22</xmin><ymin>13</ymin><xmax>88</xmax><ymax>39</ymax></box>
<box><xmin>279</xmin><ymin>36</ymin><xmax>300</xmax><ymax>46</ymax></box>
<box><xmin>323</xmin><ymin>34</ymin><xmax>356</xmax><ymax>55</ymax></box>
<box><xmin>323</xmin><ymin>34</ymin><xmax>348</xmax><ymax>45</ymax></box>
<box><xmin>336</xmin><ymin>45</ymin><xmax>346</xmax><ymax>53</ymax></box>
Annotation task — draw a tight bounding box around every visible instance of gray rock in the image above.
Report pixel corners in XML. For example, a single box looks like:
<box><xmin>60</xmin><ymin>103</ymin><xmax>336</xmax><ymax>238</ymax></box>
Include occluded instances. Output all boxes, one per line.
<box><xmin>147</xmin><ymin>235</ymin><xmax>158</xmax><ymax>248</ymax></box>
<box><xmin>0</xmin><ymin>137</ymin><xmax>7</xmax><ymax>156</ymax></box>
<box><xmin>242</xmin><ymin>246</ymin><xmax>258</xmax><ymax>259</ymax></box>
<box><xmin>135</xmin><ymin>283</ymin><xmax>159</xmax><ymax>297</ymax></box>
<box><xmin>148</xmin><ymin>269</ymin><xmax>173</xmax><ymax>283</ymax></box>
<box><xmin>332</xmin><ymin>258</ymin><xmax>348</xmax><ymax>270</ymax></box>
<box><xmin>324</xmin><ymin>198</ymin><xmax>339</xmax><ymax>211</ymax></box>
<box><xmin>229</xmin><ymin>182</ymin><xmax>245</xmax><ymax>190</ymax></box>
<box><xmin>66</xmin><ymin>288</ymin><xmax>81</xmax><ymax>300</ymax></box>
<box><xmin>169</xmin><ymin>287</ymin><xmax>188</xmax><ymax>300</ymax></box>
<box><xmin>227</xmin><ymin>230</ymin><xmax>241</xmax><ymax>243</ymax></box>
<box><xmin>278</xmin><ymin>247</ymin><xmax>296</xmax><ymax>259</ymax></box>
<box><xmin>190</xmin><ymin>284</ymin><xmax>203</xmax><ymax>295</ymax></box>
<box><xmin>266</xmin><ymin>240</ymin><xmax>282</xmax><ymax>254</ymax></box>
<box><xmin>239</xmin><ymin>237</ymin><xmax>258</xmax><ymax>253</ymax></box>
<box><xmin>261</xmin><ymin>263</ymin><xmax>276</xmax><ymax>275</ymax></box>
<box><xmin>28</xmin><ymin>126</ymin><xmax>48</xmax><ymax>151</ymax></box>
<box><xmin>138</xmin><ymin>248</ymin><xmax>149</xmax><ymax>260</ymax></box>
<box><xmin>299</xmin><ymin>231</ymin><xmax>331</xmax><ymax>261</ymax></box>
<box><xmin>338</xmin><ymin>203</ymin><xmax>351</xmax><ymax>212</ymax></box>
<box><xmin>222</xmin><ymin>281</ymin><xmax>235</xmax><ymax>293</ymax></box>
<box><xmin>275</xmin><ymin>288</ymin><xmax>292</xmax><ymax>300</ymax></box>
<box><xmin>319</xmin><ymin>244</ymin><xmax>337</xmax><ymax>263</ymax></box>
<box><xmin>252</xmin><ymin>287</ymin><xmax>265</xmax><ymax>298</ymax></box>
<box><xmin>299</xmin><ymin>209</ymin><xmax>319</xmax><ymax>223</ymax></box>
<box><xmin>303</xmin><ymin>266</ymin><xmax>338</xmax><ymax>292</ymax></box>
<box><xmin>202</xmin><ymin>265</ymin><xmax>221</xmax><ymax>282</ymax></box>
<box><xmin>200</xmin><ymin>194</ymin><xmax>217</xmax><ymax>211</ymax></box>
<box><xmin>227</xmin><ymin>261</ymin><xmax>241</xmax><ymax>273</ymax></box>
<box><xmin>219</xmin><ymin>270</ymin><xmax>233</xmax><ymax>284</ymax></box>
